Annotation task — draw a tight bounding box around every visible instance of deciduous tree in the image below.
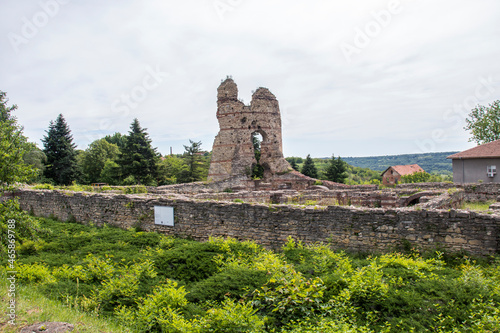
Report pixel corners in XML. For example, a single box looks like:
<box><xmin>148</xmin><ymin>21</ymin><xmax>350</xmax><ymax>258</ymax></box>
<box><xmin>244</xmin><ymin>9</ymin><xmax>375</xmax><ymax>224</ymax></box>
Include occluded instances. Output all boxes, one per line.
<box><xmin>80</xmin><ymin>139</ymin><xmax>120</xmax><ymax>184</ymax></box>
<box><xmin>464</xmin><ymin>100</ymin><xmax>500</xmax><ymax>144</ymax></box>
<box><xmin>0</xmin><ymin>91</ymin><xmax>37</xmax><ymax>191</ymax></box>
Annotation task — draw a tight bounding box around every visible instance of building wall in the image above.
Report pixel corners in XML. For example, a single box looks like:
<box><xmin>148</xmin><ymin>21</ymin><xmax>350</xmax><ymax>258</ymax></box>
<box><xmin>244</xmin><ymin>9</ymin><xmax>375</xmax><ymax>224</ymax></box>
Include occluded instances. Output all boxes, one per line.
<box><xmin>14</xmin><ymin>189</ymin><xmax>500</xmax><ymax>256</ymax></box>
<box><xmin>382</xmin><ymin>168</ymin><xmax>401</xmax><ymax>186</ymax></box>
<box><xmin>452</xmin><ymin>158</ymin><xmax>500</xmax><ymax>183</ymax></box>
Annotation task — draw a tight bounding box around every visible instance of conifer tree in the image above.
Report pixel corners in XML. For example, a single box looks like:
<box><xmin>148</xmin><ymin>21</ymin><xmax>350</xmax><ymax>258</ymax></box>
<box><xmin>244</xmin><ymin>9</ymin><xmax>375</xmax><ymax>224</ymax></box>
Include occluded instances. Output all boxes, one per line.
<box><xmin>0</xmin><ymin>91</ymin><xmax>37</xmax><ymax>191</ymax></box>
<box><xmin>301</xmin><ymin>154</ymin><xmax>318</xmax><ymax>178</ymax></box>
<box><xmin>178</xmin><ymin>140</ymin><xmax>206</xmax><ymax>183</ymax></box>
<box><xmin>325</xmin><ymin>154</ymin><xmax>348</xmax><ymax>183</ymax></box>
<box><xmin>289</xmin><ymin>159</ymin><xmax>299</xmax><ymax>171</ymax></box>
<box><xmin>42</xmin><ymin>114</ymin><xmax>79</xmax><ymax>185</ymax></box>
<box><xmin>119</xmin><ymin>118</ymin><xmax>159</xmax><ymax>185</ymax></box>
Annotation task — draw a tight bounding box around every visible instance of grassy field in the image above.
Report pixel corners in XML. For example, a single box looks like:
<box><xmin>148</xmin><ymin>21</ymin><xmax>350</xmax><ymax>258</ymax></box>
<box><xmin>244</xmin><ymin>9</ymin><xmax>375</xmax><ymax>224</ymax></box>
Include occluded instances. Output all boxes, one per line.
<box><xmin>1</xmin><ymin>201</ymin><xmax>500</xmax><ymax>332</ymax></box>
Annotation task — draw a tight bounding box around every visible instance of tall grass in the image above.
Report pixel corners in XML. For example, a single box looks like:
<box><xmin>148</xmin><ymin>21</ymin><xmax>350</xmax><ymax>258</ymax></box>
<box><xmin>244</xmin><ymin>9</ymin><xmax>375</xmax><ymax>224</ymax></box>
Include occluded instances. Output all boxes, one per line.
<box><xmin>0</xmin><ymin>269</ymin><xmax>130</xmax><ymax>332</ymax></box>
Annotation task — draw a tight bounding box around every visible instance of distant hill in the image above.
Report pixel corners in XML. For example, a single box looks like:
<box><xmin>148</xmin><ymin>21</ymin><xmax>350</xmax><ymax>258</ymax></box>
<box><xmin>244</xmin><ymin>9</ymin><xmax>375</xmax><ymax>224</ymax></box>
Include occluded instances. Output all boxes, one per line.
<box><xmin>339</xmin><ymin>152</ymin><xmax>457</xmax><ymax>175</ymax></box>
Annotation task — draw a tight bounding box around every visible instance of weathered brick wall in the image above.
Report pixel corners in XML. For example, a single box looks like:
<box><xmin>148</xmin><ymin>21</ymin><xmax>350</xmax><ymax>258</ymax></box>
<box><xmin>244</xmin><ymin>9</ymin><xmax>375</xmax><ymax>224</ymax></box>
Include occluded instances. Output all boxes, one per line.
<box><xmin>14</xmin><ymin>189</ymin><xmax>500</xmax><ymax>255</ymax></box>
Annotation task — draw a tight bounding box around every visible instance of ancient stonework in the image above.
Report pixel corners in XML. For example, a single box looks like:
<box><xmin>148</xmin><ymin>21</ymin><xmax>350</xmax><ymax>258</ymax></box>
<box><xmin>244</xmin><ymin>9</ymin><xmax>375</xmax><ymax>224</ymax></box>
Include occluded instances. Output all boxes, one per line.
<box><xmin>208</xmin><ymin>78</ymin><xmax>291</xmax><ymax>182</ymax></box>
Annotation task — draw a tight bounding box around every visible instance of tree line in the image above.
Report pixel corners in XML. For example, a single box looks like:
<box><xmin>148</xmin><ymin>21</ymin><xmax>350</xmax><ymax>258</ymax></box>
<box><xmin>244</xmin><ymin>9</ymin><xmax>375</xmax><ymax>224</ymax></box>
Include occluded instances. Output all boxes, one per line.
<box><xmin>38</xmin><ymin>115</ymin><xmax>210</xmax><ymax>186</ymax></box>
<box><xmin>2</xmin><ymin>90</ymin><xmax>499</xmax><ymax>190</ymax></box>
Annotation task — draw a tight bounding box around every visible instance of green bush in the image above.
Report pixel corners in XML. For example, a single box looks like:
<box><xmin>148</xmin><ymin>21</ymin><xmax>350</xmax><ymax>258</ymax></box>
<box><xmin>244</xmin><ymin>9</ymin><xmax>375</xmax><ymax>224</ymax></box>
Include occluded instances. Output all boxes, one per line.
<box><xmin>252</xmin><ymin>264</ymin><xmax>329</xmax><ymax>326</ymax></box>
<box><xmin>115</xmin><ymin>280</ymin><xmax>191</xmax><ymax>332</ymax></box>
<box><xmin>16</xmin><ymin>262</ymin><xmax>54</xmax><ymax>284</ymax></box>
<box><xmin>199</xmin><ymin>298</ymin><xmax>265</xmax><ymax>333</ymax></box>
<box><xmin>12</xmin><ymin>216</ymin><xmax>500</xmax><ymax>333</ymax></box>
<box><xmin>32</xmin><ymin>183</ymin><xmax>55</xmax><ymax>190</ymax></box>
<box><xmin>0</xmin><ymin>199</ymin><xmax>49</xmax><ymax>258</ymax></box>
<box><xmin>187</xmin><ymin>267</ymin><xmax>268</xmax><ymax>303</ymax></box>
<box><xmin>153</xmin><ymin>241</ymin><xmax>221</xmax><ymax>282</ymax></box>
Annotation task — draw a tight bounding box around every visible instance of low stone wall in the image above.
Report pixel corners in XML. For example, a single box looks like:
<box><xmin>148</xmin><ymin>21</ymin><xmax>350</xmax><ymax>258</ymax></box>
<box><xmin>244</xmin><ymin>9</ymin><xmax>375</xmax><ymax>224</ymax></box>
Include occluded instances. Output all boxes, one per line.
<box><xmin>13</xmin><ymin>188</ymin><xmax>500</xmax><ymax>256</ymax></box>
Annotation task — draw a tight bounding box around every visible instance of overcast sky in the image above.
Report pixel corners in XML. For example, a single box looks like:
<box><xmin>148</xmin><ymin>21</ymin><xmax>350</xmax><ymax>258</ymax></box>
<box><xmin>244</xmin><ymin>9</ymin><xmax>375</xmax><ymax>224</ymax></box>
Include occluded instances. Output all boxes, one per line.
<box><xmin>1</xmin><ymin>0</ymin><xmax>499</xmax><ymax>158</ymax></box>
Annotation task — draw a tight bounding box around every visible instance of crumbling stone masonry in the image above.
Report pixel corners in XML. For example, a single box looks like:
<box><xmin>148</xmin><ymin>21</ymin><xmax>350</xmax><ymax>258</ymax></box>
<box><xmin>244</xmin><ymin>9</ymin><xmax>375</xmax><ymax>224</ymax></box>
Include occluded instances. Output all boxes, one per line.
<box><xmin>14</xmin><ymin>188</ymin><xmax>500</xmax><ymax>256</ymax></box>
<box><xmin>208</xmin><ymin>78</ymin><xmax>291</xmax><ymax>182</ymax></box>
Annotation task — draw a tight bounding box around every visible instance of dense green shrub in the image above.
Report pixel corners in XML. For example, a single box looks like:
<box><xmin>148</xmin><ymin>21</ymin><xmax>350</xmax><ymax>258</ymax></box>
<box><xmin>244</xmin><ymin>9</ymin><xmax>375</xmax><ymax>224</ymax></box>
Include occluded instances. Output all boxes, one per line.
<box><xmin>115</xmin><ymin>279</ymin><xmax>191</xmax><ymax>332</ymax></box>
<box><xmin>187</xmin><ymin>267</ymin><xmax>268</xmax><ymax>303</ymax></box>
<box><xmin>153</xmin><ymin>241</ymin><xmax>221</xmax><ymax>282</ymax></box>
<box><xmin>252</xmin><ymin>264</ymin><xmax>329</xmax><ymax>326</ymax></box>
<box><xmin>0</xmin><ymin>199</ymin><xmax>50</xmax><ymax>259</ymax></box>
<box><xmin>199</xmin><ymin>298</ymin><xmax>265</xmax><ymax>333</ymax></box>
<box><xmin>10</xmin><ymin>216</ymin><xmax>500</xmax><ymax>333</ymax></box>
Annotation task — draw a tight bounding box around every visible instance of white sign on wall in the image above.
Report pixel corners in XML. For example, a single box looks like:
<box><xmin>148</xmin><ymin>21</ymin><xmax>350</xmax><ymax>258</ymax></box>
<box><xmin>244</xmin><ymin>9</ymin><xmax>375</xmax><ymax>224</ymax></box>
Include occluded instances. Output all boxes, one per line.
<box><xmin>154</xmin><ymin>206</ymin><xmax>174</xmax><ymax>226</ymax></box>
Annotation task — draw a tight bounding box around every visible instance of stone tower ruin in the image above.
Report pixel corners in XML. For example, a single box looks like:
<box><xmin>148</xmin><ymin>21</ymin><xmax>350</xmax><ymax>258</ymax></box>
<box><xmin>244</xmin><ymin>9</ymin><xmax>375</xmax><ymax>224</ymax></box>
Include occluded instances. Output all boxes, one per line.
<box><xmin>208</xmin><ymin>77</ymin><xmax>291</xmax><ymax>182</ymax></box>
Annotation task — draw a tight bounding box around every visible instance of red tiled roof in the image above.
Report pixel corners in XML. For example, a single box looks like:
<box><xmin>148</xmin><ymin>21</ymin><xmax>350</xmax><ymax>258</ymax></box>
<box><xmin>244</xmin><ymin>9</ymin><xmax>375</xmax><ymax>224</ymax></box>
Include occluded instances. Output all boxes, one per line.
<box><xmin>382</xmin><ymin>164</ymin><xmax>424</xmax><ymax>176</ymax></box>
<box><xmin>447</xmin><ymin>139</ymin><xmax>500</xmax><ymax>159</ymax></box>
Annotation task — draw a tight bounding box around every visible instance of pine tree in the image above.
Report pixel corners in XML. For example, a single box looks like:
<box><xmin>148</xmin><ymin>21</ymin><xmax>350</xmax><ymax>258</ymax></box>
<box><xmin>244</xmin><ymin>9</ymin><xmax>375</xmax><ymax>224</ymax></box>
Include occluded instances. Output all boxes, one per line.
<box><xmin>325</xmin><ymin>154</ymin><xmax>348</xmax><ymax>183</ymax></box>
<box><xmin>289</xmin><ymin>159</ymin><xmax>299</xmax><ymax>171</ymax></box>
<box><xmin>301</xmin><ymin>154</ymin><xmax>318</xmax><ymax>178</ymax></box>
<box><xmin>0</xmin><ymin>91</ymin><xmax>37</xmax><ymax>191</ymax></box>
<box><xmin>119</xmin><ymin>118</ymin><xmax>159</xmax><ymax>185</ymax></box>
<box><xmin>178</xmin><ymin>140</ymin><xmax>206</xmax><ymax>183</ymax></box>
<box><xmin>42</xmin><ymin>114</ymin><xmax>79</xmax><ymax>185</ymax></box>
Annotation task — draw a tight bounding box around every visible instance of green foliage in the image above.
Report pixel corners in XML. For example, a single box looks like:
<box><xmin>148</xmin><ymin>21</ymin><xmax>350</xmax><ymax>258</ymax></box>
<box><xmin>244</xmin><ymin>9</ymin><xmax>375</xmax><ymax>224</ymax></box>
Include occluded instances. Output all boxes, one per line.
<box><xmin>157</xmin><ymin>155</ymin><xmax>187</xmax><ymax>185</ymax></box>
<box><xmin>123</xmin><ymin>185</ymin><xmax>147</xmax><ymax>194</ymax></box>
<box><xmin>251</xmin><ymin>133</ymin><xmax>265</xmax><ymax>179</ymax></box>
<box><xmin>119</xmin><ymin>118</ymin><xmax>160</xmax><ymax>186</ymax></box>
<box><xmin>0</xmin><ymin>91</ymin><xmax>38</xmax><ymax>191</ymax></box>
<box><xmin>12</xmin><ymin>216</ymin><xmax>500</xmax><ymax>333</ymax></box>
<box><xmin>103</xmin><ymin>132</ymin><xmax>127</xmax><ymax>149</ymax></box>
<box><xmin>153</xmin><ymin>241</ymin><xmax>221</xmax><ymax>282</ymax></box>
<box><xmin>301</xmin><ymin>154</ymin><xmax>318</xmax><ymax>178</ymax></box>
<box><xmin>115</xmin><ymin>280</ymin><xmax>191</xmax><ymax>332</ymax></box>
<box><xmin>461</xmin><ymin>200</ymin><xmax>495</xmax><ymax>211</ymax></box>
<box><xmin>22</xmin><ymin>145</ymin><xmax>47</xmax><ymax>183</ymax></box>
<box><xmin>401</xmin><ymin>171</ymin><xmax>432</xmax><ymax>183</ymax></box>
<box><xmin>324</xmin><ymin>154</ymin><xmax>348</xmax><ymax>183</ymax></box>
<box><xmin>342</xmin><ymin>152</ymin><xmax>455</xmax><ymax>175</ymax></box>
<box><xmin>464</xmin><ymin>100</ymin><xmax>500</xmax><ymax>144</ymax></box>
<box><xmin>32</xmin><ymin>183</ymin><xmax>55</xmax><ymax>190</ymax></box>
<box><xmin>80</xmin><ymin>138</ymin><xmax>120</xmax><ymax>184</ymax></box>
<box><xmin>199</xmin><ymin>298</ymin><xmax>265</xmax><ymax>332</ymax></box>
<box><xmin>100</xmin><ymin>159</ymin><xmax>122</xmax><ymax>185</ymax></box>
<box><xmin>282</xmin><ymin>317</ymin><xmax>374</xmax><ymax>333</ymax></box>
<box><xmin>288</xmin><ymin>158</ymin><xmax>299</xmax><ymax>171</ymax></box>
<box><xmin>41</xmin><ymin>114</ymin><xmax>80</xmax><ymax>185</ymax></box>
<box><xmin>0</xmin><ymin>199</ymin><xmax>48</xmax><ymax>257</ymax></box>
<box><xmin>187</xmin><ymin>267</ymin><xmax>268</xmax><ymax>303</ymax></box>
<box><xmin>16</xmin><ymin>262</ymin><xmax>54</xmax><ymax>284</ymax></box>
<box><xmin>178</xmin><ymin>140</ymin><xmax>208</xmax><ymax>183</ymax></box>
<box><xmin>252</xmin><ymin>265</ymin><xmax>329</xmax><ymax>326</ymax></box>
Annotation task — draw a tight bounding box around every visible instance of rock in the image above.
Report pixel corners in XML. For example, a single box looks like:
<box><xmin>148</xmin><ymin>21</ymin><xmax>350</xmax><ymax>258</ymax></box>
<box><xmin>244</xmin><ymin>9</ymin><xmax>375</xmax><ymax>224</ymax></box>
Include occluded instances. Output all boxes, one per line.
<box><xmin>306</xmin><ymin>185</ymin><xmax>330</xmax><ymax>191</ymax></box>
<box><xmin>20</xmin><ymin>322</ymin><xmax>74</xmax><ymax>333</ymax></box>
<box><xmin>490</xmin><ymin>203</ymin><xmax>500</xmax><ymax>210</ymax></box>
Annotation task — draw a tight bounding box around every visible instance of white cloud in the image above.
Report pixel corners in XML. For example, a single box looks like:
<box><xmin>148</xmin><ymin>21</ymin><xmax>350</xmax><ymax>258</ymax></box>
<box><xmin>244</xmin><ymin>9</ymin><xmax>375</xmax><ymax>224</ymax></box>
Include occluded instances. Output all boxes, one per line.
<box><xmin>1</xmin><ymin>0</ymin><xmax>499</xmax><ymax>157</ymax></box>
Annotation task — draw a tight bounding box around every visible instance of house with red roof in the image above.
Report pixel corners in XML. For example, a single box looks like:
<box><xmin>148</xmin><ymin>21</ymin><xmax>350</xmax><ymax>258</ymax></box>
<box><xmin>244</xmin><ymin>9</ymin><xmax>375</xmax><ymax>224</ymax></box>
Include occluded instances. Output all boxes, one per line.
<box><xmin>447</xmin><ymin>139</ymin><xmax>500</xmax><ymax>183</ymax></box>
<box><xmin>381</xmin><ymin>164</ymin><xmax>424</xmax><ymax>186</ymax></box>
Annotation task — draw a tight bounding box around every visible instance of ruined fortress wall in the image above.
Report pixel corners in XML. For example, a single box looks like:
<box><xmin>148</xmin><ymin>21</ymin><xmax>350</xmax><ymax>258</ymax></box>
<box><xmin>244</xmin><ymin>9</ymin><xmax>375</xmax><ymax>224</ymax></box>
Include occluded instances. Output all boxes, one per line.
<box><xmin>14</xmin><ymin>189</ymin><xmax>499</xmax><ymax>256</ymax></box>
<box><xmin>208</xmin><ymin>78</ymin><xmax>290</xmax><ymax>182</ymax></box>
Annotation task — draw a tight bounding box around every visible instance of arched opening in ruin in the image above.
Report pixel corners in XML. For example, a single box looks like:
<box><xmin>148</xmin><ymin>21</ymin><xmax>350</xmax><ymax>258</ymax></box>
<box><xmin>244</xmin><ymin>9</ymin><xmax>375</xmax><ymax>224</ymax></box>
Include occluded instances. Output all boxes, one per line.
<box><xmin>251</xmin><ymin>132</ymin><xmax>267</xmax><ymax>179</ymax></box>
<box><xmin>407</xmin><ymin>197</ymin><xmax>421</xmax><ymax>206</ymax></box>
